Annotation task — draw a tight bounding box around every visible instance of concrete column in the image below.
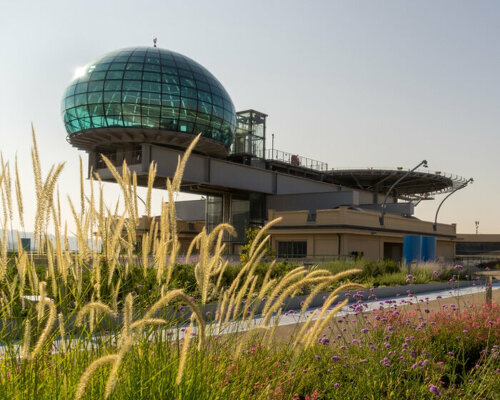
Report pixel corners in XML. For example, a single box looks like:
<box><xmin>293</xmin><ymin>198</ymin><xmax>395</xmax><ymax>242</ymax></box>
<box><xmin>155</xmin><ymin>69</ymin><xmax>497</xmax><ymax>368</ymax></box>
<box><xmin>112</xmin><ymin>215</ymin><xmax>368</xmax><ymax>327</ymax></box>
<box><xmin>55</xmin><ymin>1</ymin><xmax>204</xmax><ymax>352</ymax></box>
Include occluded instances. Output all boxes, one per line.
<box><xmin>142</xmin><ymin>144</ymin><xmax>151</xmax><ymax>172</ymax></box>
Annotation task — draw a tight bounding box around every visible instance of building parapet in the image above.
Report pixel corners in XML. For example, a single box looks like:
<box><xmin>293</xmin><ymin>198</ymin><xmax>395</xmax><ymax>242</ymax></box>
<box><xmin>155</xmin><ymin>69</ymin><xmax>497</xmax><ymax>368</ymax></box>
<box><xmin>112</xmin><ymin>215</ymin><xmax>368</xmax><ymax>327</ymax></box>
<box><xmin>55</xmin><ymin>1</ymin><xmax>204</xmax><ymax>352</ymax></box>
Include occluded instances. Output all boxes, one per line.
<box><xmin>268</xmin><ymin>206</ymin><xmax>456</xmax><ymax>237</ymax></box>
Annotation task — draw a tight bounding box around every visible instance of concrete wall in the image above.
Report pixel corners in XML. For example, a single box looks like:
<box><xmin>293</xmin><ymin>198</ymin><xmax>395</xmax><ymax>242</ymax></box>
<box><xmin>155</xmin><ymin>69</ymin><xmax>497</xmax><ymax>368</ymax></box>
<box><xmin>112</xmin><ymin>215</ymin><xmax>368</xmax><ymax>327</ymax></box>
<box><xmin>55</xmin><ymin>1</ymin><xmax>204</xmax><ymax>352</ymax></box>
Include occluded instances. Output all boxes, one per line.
<box><xmin>174</xmin><ymin>200</ymin><xmax>205</xmax><ymax>221</ymax></box>
<box><xmin>267</xmin><ymin>191</ymin><xmax>358</xmax><ymax>212</ymax></box>
<box><xmin>437</xmin><ymin>240</ymin><xmax>455</xmax><ymax>261</ymax></box>
<box><xmin>342</xmin><ymin>235</ymin><xmax>382</xmax><ymax>260</ymax></box>
<box><xmin>120</xmin><ymin>144</ymin><xmax>385</xmax><ymax>199</ymax></box>
<box><xmin>360</xmin><ymin>203</ymin><xmax>414</xmax><ymax>216</ymax></box>
<box><xmin>271</xmin><ymin>230</ymin><xmax>455</xmax><ymax>262</ymax></box>
<box><xmin>269</xmin><ymin>206</ymin><xmax>457</xmax><ymax>262</ymax></box>
<box><xmin>314</xmin><ymin>236</ymin><xmax>340</xmax><ymax>256</ymax></box>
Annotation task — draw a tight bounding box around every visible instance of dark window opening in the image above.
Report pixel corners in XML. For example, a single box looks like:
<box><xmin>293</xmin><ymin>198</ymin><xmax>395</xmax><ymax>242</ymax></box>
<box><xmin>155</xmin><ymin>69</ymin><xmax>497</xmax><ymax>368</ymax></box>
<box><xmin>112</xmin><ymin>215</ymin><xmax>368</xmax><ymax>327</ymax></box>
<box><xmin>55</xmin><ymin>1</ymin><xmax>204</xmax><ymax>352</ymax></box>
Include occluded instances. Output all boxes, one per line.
<box><xmin>277</xmin><ymin>241</ymin><xmax>307</xmax><ymax>258</ymax></box>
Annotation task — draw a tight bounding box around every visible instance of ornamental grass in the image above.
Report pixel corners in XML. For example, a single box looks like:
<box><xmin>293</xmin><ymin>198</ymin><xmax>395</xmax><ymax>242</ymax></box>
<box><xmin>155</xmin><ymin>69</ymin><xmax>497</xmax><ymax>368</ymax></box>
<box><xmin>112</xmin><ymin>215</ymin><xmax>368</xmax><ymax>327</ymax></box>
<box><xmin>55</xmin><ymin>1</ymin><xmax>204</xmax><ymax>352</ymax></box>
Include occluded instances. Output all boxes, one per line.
<box><xmin>0</xmin><ymin>131</ymin><xmax>498</xmax><ymax>399</ymax></box>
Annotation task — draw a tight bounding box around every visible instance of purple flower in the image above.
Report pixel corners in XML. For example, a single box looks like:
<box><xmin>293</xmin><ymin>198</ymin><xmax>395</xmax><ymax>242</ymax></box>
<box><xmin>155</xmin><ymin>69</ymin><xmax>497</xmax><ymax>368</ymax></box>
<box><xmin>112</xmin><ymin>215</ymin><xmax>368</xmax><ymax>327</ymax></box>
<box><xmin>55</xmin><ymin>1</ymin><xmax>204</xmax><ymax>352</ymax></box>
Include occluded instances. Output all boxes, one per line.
<box><xmin>315</xmin><ymin>355</ymin><xmax>321</xmax><ymax>360</ymax></box>
<box><xmin>453</xmin><ymin>264</ymin><xmax>464</xmax><ymax>270</ymax></box>
<box><xmin>331</xmin><ymin>356</ymin><xmax>341</xmax><ymax>361</ymax></box>
<box><xmin>428</xmin><ymin>384</ymin><xmax>441</xmax><ymax>396</ymax></box>
<box><xmin>380</xmin><ymin>357</ymin><xmax>391</xmax><ymax>367</ymax></box>
<box><xmin>361</xmin><ymin>328</ymin><xmax>369</xmax><ymax>334</ymax></box>
<box><xmin>360</xmin><ymin>359</ymin><xmax>368</xmax><ymax>363</ymax></box>
<box><xmin>318</xmin><ymin>337</ymin><xmax>330</xmax><ymax>345</ymax></box>
<box><xmin>334</xmin><ymin>383</ymin><xmax>340</xmax><ymax>388</ymax></box>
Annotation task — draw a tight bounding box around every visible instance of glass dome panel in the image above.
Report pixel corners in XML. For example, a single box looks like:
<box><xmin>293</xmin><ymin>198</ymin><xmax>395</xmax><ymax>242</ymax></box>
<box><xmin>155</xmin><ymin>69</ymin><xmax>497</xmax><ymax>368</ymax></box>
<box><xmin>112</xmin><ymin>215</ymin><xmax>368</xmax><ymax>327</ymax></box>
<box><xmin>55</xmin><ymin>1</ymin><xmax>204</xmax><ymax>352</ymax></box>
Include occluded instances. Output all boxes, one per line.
<box><xmin>62</xmin><ymin>47</ymin><xmax>236</xmax><ymax>150</ymax></box>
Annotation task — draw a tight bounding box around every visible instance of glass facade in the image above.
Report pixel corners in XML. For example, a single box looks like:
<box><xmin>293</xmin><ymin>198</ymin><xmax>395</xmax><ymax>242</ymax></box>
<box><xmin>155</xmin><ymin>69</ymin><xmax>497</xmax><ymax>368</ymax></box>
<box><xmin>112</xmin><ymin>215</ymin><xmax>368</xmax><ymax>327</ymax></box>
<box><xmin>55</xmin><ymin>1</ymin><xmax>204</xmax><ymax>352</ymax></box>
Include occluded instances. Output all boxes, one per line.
<box><xmin>206</xmin><ymin>195</ymin><xmax>223</xmax><ymax>233</ymax></box>
<box><xmin>61</xmin><ymin>47</ymin><xmax>236</xmax><ymax>148</ymax></box>
<box><xmin>231</xmin><ymin>110</ymin><xmax>267</xmax><ymax>158</ymax></box>
<box><xmin>231</xmin><ymin>197</ymin><xmax>250</xmax><ymax>242</ymax></box>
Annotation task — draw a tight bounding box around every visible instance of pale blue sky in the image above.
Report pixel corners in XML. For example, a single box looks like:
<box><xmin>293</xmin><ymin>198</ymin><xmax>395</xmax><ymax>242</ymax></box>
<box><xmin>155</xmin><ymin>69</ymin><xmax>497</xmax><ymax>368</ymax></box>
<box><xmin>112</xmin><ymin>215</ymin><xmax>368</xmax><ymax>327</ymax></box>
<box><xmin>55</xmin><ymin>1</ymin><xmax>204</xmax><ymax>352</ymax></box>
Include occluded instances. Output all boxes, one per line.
<box><xmin>1</xmin><ymin>0</ymin><xmax>499</xmax><ymax>233</ymax></box>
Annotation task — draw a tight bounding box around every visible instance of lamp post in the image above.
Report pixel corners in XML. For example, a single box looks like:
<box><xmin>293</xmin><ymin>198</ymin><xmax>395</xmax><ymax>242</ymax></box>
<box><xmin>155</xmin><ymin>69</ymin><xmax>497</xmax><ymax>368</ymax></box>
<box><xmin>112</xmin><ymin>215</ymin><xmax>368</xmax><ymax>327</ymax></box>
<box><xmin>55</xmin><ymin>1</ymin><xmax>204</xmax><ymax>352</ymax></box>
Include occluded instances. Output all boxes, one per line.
<box><xmin>433</xmin><ymin>178</ymin><xmax>473</xmax><ymax>231</ymax></box>
<box><xmin>379</xmin><ymin>160</ymin><xmax>428</xmax><ymax>226</ymax></box>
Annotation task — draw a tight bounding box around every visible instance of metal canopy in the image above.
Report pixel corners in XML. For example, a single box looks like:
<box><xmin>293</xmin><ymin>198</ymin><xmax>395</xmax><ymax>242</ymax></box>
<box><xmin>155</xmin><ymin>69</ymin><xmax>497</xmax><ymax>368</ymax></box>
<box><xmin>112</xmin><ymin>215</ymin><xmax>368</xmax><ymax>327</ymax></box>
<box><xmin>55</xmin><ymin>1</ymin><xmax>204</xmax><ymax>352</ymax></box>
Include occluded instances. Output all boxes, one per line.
<box><xmin>329</xmin><ymin>168</ymin><xmax>466</xmax><ymax>199</ymax></box>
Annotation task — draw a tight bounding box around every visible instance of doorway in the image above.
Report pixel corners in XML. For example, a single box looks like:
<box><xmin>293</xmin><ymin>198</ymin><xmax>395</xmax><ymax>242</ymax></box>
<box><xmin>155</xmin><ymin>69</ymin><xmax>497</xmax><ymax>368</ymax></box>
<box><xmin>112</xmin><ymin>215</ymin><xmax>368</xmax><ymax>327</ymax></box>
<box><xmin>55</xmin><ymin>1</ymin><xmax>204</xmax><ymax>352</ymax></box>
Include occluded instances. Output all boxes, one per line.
<box><xmin>384</xmin><ymin>242</ymin><xmax>403</xmax><ymax>262</ymax></box>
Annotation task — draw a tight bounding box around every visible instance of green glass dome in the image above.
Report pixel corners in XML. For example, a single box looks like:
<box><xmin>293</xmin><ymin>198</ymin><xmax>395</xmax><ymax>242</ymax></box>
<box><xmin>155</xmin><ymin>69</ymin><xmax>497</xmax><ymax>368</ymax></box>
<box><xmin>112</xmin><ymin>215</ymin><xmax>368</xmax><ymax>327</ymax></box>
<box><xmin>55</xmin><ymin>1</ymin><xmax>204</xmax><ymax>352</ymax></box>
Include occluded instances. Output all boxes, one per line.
<box><xmin>61</xmin><ymin>47</ymin><xmax>236</xmax><ymax>156</ymax></box>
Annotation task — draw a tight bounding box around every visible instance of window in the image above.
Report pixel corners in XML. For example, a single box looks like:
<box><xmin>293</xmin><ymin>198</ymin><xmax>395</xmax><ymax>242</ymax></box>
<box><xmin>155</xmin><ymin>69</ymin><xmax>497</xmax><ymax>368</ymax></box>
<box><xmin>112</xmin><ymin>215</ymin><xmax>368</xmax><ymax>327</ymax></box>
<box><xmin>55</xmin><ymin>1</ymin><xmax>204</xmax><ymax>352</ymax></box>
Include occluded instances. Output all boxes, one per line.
<box><xmin>277</xmin><ymin>241</ymin><xmax>307</xmax><ymax>258</ymax></box>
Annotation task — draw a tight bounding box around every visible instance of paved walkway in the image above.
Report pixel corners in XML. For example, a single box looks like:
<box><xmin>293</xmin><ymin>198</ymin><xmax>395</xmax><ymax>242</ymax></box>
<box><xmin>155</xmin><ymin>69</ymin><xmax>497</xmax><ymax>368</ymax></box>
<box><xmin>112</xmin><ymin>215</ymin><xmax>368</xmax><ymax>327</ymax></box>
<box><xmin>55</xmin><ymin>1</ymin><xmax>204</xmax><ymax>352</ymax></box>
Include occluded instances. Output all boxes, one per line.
<box><xmin>1</xmin><ymin>282</ymin><xmax>498</xmax><ymax>354</ymax></box>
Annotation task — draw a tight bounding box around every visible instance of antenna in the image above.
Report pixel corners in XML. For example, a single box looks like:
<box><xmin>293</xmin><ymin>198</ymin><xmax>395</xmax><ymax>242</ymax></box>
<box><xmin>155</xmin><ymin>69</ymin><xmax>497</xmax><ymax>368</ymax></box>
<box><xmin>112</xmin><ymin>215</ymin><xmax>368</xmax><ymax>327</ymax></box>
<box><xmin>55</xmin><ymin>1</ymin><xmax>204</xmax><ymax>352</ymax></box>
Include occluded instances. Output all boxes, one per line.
<box><xmin>153</xmin><ymin>37</ymin><xmax>158</xmax><ymax>47</ymax></box>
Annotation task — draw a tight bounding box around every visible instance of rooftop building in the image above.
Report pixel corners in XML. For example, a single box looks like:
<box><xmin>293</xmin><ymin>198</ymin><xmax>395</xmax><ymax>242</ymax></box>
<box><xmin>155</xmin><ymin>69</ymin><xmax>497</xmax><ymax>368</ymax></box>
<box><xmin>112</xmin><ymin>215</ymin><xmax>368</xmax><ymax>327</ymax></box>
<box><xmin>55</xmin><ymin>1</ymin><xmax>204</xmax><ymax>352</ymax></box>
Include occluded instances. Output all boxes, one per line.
<box><xmin>62</xmin><ymin>46</ymin><xmax>470</xmax><ymax>262</ymax></box>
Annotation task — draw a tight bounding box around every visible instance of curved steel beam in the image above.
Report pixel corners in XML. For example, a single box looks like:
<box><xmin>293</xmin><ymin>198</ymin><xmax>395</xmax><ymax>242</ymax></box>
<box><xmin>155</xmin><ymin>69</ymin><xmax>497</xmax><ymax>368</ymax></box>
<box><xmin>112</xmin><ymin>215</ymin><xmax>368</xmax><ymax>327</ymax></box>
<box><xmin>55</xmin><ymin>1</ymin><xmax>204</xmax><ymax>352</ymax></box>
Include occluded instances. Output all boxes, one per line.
<box><xmin>379</xmin><ymin>160</ymin><xmax>428</xmax><ymax>226</ymax></box>
<box><xmin>433</xmin><ymin>178</ymin><xmax>473</xmax><ymax>231</ymax></box>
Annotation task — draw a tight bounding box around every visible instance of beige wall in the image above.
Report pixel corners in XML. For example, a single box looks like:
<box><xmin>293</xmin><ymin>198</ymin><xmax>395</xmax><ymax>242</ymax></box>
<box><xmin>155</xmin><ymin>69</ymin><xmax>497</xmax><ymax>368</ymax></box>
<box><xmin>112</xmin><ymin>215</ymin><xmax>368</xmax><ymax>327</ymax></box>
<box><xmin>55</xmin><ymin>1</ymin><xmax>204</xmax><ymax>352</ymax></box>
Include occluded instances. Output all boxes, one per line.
<box><xmin>269</xmin><ymin>206</ymin><xmax>457</xmax><ymax>262</ymax></box>
<box><xmin>272</xmin><ymin>231</ymin><xmax>455</xmax><ymax>262</ymax></box>
<box><xmin>313</xmin><ymin>235</ymin><xmax>339</xmax><ymax>256</ymax></box>
<box><xmin>436</xmin><ymin>240</ymin><xmax>455</xmax><ymax>261</ymax></box>
<box><xmin>313</xmin><ymin>207</ymin><xmax>456</xmax><ymax>236</ymax></box>
<box><xmin>343</xmin><ymin>234</ymin><xmax>382</xmax><ymax>260</ymax></box>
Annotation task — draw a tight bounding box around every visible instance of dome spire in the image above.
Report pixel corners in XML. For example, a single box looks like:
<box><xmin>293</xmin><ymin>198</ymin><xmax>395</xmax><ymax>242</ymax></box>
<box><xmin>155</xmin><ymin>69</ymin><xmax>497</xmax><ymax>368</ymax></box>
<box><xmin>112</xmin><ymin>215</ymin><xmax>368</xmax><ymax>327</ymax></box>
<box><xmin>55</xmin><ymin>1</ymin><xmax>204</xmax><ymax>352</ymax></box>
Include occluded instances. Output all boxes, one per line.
<box><xmin>153</xmin><ymin>37</ymin><xmax>157</xmax><ymax>47</ymax></box>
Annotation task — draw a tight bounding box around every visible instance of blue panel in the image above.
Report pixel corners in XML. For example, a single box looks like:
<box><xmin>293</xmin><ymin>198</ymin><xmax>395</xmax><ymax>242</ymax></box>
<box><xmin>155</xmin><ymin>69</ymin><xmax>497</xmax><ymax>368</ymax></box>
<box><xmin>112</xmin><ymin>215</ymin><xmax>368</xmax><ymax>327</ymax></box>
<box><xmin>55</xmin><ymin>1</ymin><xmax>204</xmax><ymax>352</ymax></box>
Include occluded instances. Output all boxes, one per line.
<box><xmin>403</xmin><ymin>235</ymin><xmax>422</xmax><ymax>264</ymax></box>
<box><xmin>421</xmin><ymin>236</ymin><xmax>437</xmax><ymax>262</ymax></box>
<box><xmin>21</xmin><ymin>238</ymin><xmax>31</xmax><ymax>251</ymax></box>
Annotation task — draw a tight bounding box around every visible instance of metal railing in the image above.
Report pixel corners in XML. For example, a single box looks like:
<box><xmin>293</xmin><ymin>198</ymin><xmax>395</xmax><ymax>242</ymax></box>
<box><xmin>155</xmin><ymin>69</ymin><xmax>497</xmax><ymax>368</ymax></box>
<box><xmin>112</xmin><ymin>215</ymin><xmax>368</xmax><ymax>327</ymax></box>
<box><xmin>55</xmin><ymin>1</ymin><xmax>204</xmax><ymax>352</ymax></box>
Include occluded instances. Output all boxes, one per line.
<box><xmin>266</xmin><ymin>149</ymin><xmax>329</xmax><ymax>172</ymax></box>
<box><xmin>332</xmin><ymin>166</ymin><xmax>466</xmax><ymax>186</ymax></box>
